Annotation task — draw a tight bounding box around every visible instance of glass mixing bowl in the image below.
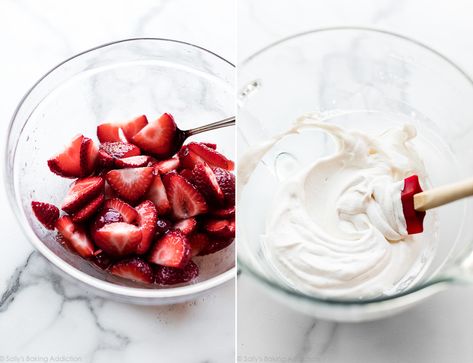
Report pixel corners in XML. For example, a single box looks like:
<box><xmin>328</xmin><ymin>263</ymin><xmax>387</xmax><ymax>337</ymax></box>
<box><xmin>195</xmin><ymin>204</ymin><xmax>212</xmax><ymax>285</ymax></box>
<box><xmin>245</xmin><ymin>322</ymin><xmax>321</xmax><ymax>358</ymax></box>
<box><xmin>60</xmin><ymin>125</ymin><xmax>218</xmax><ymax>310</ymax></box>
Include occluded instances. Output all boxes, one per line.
<box><xmin>238</xmin><ymin>27</ymin><xmax>473</xmax><ymax>321</ymax></box>
<box><xmin>5</xmin><ymin>38</ymin><xmax>235</xmax><ymax>304</ymax></box>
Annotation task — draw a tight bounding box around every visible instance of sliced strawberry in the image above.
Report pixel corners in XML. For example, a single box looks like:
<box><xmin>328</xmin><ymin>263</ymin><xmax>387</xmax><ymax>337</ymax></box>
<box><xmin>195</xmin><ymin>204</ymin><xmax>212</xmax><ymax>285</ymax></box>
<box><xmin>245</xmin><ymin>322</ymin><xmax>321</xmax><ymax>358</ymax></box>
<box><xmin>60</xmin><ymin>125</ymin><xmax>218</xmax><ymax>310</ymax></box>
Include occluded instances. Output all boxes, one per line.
<box><xmin>115</xmin><ymin>155</ymin><xmax>151</xmax><ymax>168</ymax></box>
<box><xmin>155</xmin><ymin>218</ymin><xmax>172</xmax><ymax>238</ymax></box>
<box><xmin>109</xmin><ymin>257</ymin><xmax>154</xmax><ymax>284</ymax></box>
<box><xmin>97</xmin><ymin>123</ymin><xmax>127</xmax><ymax>143</ymax></box>
<box><xmin>162</xmin><ymin>172</ymin><xmax>208</xmax><ymax>219</ymax></box>
<box><xmin>97</xmin><ymin>116</ymin><xmax>148</xmax><ymax>143</ymax></box>
<box><xmin>55</xmin><ymin>216</ymin><xmax>94</xmax><ymax>258</ymax></box>
<box><xmin>80</xmin><ymin>137</ymin><xmax>98</xmax><ymax>176</ymax></box>
<box><xmin>93</xmin><ymin>222</ymin><xmax>142</xmax><ymax>256</ymax></box>
<box><xmin>189</xmin><ymin>233</ymin><xmax>210</xmax><ymax>257</ymax></box>
<box><xmin>97</xmin><ymin>149</ymin><xmax>115</xmax><ymax>169</ymax></box>
<box><xmin>149</xmin><ymin>230</ymin><xmax>191</xmax><ymax>268</ymax></box>
<box><xmin>61</xmin><ymin>176</ymin><xmax>105</xmax><ymax>214</ymax></box>
<box><xmin>131</xmin><ymin>113</ymin><xmax>179</xmax><ymax>158</ymax></box>
<box><xmin>31</xmin><ymin>201</ymin><xmax>59</xmax><ymax>230</ymax></box>
<box><xmin>178</xmin><ymin>145</ymin><xmax>205</xmax><ymax>170</ymax></box>
<box><xmin>105</xmin><ymin>167</ymin><xmax>154</xmax><ymax>202</ymax></box>
<box><xmin>47</xmin><ymin>134</ymin><xmax>84</xmax><ymax>178</ymax></box>
<box><xmin>135</xmin><ymin>200</ymin><xmax>157</xmax><ymax>255</ymax></box>
<box><xmin>199</xmin><ymin>236</ymin><xmax>234</xmax><ymax>256</ymax></box>
<box><xmin>173</xmin><ymin>218</ymin><xmax>197</xmax><ymax>235</ymax></box>
<box><xmin>211</xmin><ymin>206</ymin><xmax>235</xmax><ymax>218</ymax></box>
<box><xmin>213</xmin><ymin>167</ymin><xmax>235</xmax><ymax>206</ymax></box>
<box><xmin>100</xmin><ymin>142</ymin><xmax>141</xmax><ymax>159</ymax></box>
<box><xmin>187</xmin><ymin>142</ymin><xmax>234</xmax><ymax>170</ymax></box>
<box><xmin>190</xmin><ymin>162</ymin><xmax>224</xmax><ymax>203</ymax></box>
<box><xmin>154</xmin><ymin>260</ymin><xmax>199</xmax><ymax>285</ymax></box>
<box><xmin>154</xmin><ymin>157</ymin><xmax>180</xmax><ymax>174</ymax></box>
<box><xmin>103</xmin><ymin>198</ymin><xmax>138</xmax><ymax>223</ymax></box>
<box><xmin>121</xmin><ymin>115</ymin><xmax>148</xmax><ymax>140</ymax></box>
<box><xmin>72</xmin><ymin>193</ymin><xmax>104</xmax><ymax>223</ymax></box>
<box><xmin>202</xmin><ymin>142</ymin><xmax>217</xmax><ymax>150</ymax></box>
<box><xmin>146</xmin><ymin>173</ymin><xmax>170</xmax><ymax>215</ymax></box>
<box><xmin>179</xmin><ymin>168</ymin><xmax>194</xmax><ymax>181</ymax></box>
<box><xmin>203</xmin><ymin>218</ymin><xmax>235</xmax><ymax>239</ymax></box>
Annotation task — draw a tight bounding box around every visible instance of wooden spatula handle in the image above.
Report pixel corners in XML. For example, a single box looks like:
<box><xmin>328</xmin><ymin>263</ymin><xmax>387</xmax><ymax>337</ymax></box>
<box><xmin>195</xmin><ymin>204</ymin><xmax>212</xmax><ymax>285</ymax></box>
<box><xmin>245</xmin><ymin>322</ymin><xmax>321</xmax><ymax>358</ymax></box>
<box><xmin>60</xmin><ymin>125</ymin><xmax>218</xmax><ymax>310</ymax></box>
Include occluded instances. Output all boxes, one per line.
<box><xmin>414</xmin><ymin>177</ymin><xmax>473</xmax><ymax>211</ymax></box>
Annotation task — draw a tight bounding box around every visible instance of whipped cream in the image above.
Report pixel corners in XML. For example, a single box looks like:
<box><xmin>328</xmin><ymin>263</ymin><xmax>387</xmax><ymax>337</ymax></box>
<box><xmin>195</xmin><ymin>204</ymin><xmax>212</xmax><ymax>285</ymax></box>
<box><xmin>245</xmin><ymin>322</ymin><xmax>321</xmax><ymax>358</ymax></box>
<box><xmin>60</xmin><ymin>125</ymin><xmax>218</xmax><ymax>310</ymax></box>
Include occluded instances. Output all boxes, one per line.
<box><xmin>239</xmin><ymin>112</ymin><xmax>434</xmax><ymax>298</ymax></box>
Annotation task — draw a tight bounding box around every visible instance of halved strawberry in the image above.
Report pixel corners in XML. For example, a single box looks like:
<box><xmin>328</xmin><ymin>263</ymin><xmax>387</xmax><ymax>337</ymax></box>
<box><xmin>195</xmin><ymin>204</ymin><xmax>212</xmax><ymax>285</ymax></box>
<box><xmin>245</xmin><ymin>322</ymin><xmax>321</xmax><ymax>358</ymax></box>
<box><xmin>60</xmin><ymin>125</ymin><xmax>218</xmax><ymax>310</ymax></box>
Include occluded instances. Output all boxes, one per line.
<box><xmin>100</xmin><ymin>142</ymin><xmax>141</xmax><ymax>159</ymax></box>
<box><xmin>153</xmin><ymin>157</ymin><xmax>180</xmax><ymax>174</ymax></box>
<box><xmin>146</xmin><ymin>173</ymin><xmax>170</xmax><ymax>215</ymax></box>
<box><xmin>187</xmin><ymin>142</ymin><xmax>234</xmax><ymax>170</ymax></box>
<box><xmin>173</xmin><ymin>218</ymin><xmax>197</xmax><ymax>235</ymax></box>
<box><xmin>131</xmin><ymin>113</ymin><xmax>179</xmax><ymax>158</ymax></box>
<box><xmin>211</xmin><ymin>206</ymin><xmax>235</xmax><ymax>218</ymax></box>
<box><xmin>109</xmin><ymin>257</ymin><xmax>154</xmax><ymax>284</ymax></box>
<box><xmin>97</xmin><ymin>123</ymin><xmax>127</xmax><ymax>143</ymax></box>
<box><xmin>93</xmin><ymin>222</ymin><xmax>142</xmax><ymax>256</ymax></box>
<box><xmin>72</xmin><ymin>193</ymin><xmax>104</xmax><ymax>223</ymax></box>
<box><xmin>154</xmin><ymin>260</ymin><xmax>199</xmax><ymax>285</ymax></box>
<box><xmin>105</xmin><ymin>167</ymin><xmax>154</xmax><ymax>202</ymax></box>
<box><xmin>189</xmin><ymin>233</ymin><xmax>210</xmax><ymax>257</ymax></box>
<box><xmin>47</xmin><ymin>134</ymin><xmax>84</xmax><ymax>178</ymax></box>
<box><xmin>61</xmin><ymin>176</ymin><xmax>105</xmax><ymax>214</ymax></box>
<box><xmin>199</xmin><ymin>236</ymin><xmax>234</xmax><ymax>256</ymax></box>
<box><xmin>97</xmin><ymin>149</ymin><xmax>115</xmax><ymax>169</ymax></box>
<box><xmin>135</xmin><ymin>200</ymin><xmax>157</xmax><ymax>255</ymax></box>
<box><xmin>31</xmin><ymin>201</ymin><xmax>59</xmax><ymax>230</ymax></box>
<box><xmin>80</xmin><ymin>137</ymin><xmax>98</xmax><ymax>176</ymax></box>
<box><xmin>178</xmin><ymin>145</ymin><xmax>205</xmax><ymax>170</ymax></box>
<box><xmin>121</xmin><ymin>115</ymin><xmax>148</xmax><ymax>140</ymax></box>
<box><xmin>162</xmin><ymin>172</ymin><xmax>208</xmax><ymax>219</ymax></box>
<box><xmin>213</xmin><ymin>167</ymin><xmax>235</xmax><ymax>206</ymax></box>
<box><xmin>103</xmin><ymin>198</ymin><xmax>138</xmax><ymax>223</ymax></box>
<box><xmin>55</xmin><ymin>216</ymin><xmax>94</xmax><ymax>258</ymax></box>
<box><xmin>149</xmin><ymin>230</ymin><xmax>191</xmax><ymax>268</ymax></box>
<box><xmin>115</xmin><ymin>155</ymin><xmax>150</xmax><ymax>168</ymax></box>
<box><xmin>203</xmin><ymin>218</ymin><xmax>235</xmax><ymax>239</ymax></box>
<box><xmin>190</xmin><ymin>162</ymin><xmax>224</xmax><ymax>204</ymax></box>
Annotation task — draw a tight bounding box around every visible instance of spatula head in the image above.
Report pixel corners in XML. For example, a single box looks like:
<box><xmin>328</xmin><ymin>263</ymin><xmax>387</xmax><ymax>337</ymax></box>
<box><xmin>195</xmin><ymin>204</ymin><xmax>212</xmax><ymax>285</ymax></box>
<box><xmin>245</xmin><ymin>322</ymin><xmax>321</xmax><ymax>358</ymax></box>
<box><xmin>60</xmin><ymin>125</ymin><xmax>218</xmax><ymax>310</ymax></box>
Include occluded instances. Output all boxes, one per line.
<box><xmin>401</xmin><ymin>175</ymin><xmax>426</xmax><ymax>234</ymax></box>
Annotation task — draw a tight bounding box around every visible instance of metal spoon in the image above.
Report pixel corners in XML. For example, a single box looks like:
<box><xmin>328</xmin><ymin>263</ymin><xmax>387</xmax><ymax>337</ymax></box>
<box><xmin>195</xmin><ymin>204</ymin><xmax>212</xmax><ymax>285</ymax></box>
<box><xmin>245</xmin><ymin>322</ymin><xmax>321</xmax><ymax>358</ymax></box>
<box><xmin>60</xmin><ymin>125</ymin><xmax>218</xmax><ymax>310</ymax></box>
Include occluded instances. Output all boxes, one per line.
<box><xmin>170</xmin><ymin>116</ymin><xmax>235</xmax><ymax>155</ymax></box>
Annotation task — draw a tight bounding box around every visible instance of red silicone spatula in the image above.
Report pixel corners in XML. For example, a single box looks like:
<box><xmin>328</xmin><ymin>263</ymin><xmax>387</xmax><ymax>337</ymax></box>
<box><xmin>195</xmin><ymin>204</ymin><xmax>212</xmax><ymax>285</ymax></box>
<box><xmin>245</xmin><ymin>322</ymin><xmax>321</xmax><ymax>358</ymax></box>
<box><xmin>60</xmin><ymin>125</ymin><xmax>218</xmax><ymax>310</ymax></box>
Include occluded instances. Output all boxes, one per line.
<box><xmin>401</xmin><ymin>175</ymin><xmax>473</xmax><ymax>234</ymax></box>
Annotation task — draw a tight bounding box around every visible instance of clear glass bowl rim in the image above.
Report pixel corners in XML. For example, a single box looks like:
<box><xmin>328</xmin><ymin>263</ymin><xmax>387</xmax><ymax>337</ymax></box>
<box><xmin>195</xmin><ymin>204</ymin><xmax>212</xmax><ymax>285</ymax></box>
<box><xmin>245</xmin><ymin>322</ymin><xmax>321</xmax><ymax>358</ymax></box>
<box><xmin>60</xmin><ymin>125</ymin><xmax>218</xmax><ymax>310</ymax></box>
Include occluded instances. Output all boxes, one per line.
<box><xmin>5</xmin><ymin>37</ymin><xmax>235</xmax><ymax>300</ymax></box>
<box><xmin>237</xmin><ymin>26</ymin><xmax>473</xmax><ymax>306</ymax></box>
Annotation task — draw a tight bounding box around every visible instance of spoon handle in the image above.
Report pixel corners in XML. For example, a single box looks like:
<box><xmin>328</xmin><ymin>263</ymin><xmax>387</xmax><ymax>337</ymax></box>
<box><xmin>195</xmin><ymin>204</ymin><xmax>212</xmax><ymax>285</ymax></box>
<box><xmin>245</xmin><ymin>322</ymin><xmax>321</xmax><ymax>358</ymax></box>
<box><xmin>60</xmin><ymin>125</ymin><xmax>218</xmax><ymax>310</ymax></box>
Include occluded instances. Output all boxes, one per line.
<box><xmin>185</xmin><ymin>116</ymin><xmax>235</xmax><ymax>137</ymax></box>
<box><xmin>414</xmin><ymin>177</ymin><xmax>473</xmax><ymax>211</ymax></box>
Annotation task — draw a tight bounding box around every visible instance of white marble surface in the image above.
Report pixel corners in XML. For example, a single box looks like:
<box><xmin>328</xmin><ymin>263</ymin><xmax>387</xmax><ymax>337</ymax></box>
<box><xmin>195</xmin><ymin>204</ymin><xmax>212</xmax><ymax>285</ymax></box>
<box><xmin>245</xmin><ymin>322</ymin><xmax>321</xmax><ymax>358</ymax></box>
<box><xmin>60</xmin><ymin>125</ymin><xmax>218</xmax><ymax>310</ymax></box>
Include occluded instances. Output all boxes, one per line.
<box><xmin>238</xmin><ymin>1</ymin><xmax>473</xmax><ymax>362</ymax></box>
<box><xmin>0</xmin><ymin>1</ymin><xmax>235</xmax><ymax>362</ymax></box>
